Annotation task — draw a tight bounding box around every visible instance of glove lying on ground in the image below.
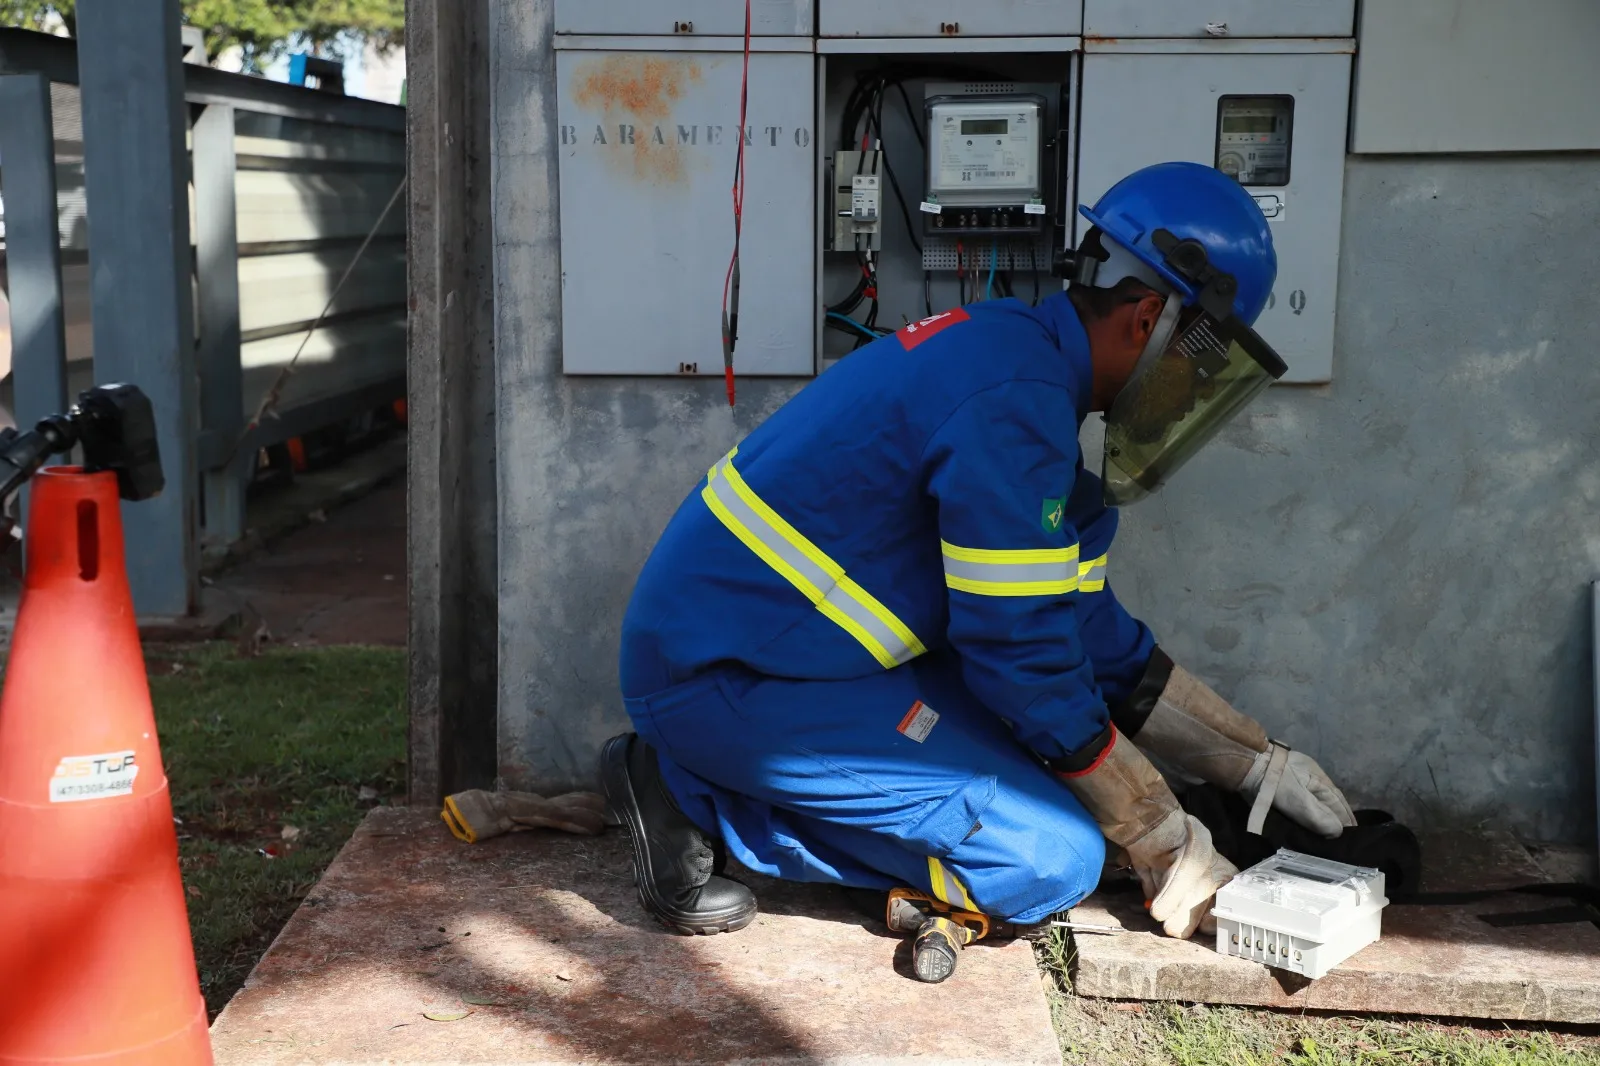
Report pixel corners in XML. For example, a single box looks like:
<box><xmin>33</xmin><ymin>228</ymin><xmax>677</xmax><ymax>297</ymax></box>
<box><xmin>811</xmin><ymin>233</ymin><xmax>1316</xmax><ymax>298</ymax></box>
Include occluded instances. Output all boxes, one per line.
<box><xmin>441</xmin><ymin>789</ymin><xmax>607</xmax><ymax>844</ymax></box>
<box><xmin>1056</xmin><ymin>725</ymin><xmax>1238</xmax><ymax>939</ymax></box>
<box><xmin>1121</xmin><ymin>649</ymin><xmax>1356</xmax><ymax>839</ymax></box>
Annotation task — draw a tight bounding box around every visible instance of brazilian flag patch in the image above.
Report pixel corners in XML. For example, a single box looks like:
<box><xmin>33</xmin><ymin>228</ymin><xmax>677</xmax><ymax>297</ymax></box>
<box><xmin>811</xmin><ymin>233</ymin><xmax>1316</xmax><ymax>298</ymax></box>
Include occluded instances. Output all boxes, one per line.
<box><xmin>1041</xmin><ymin>497</ymin><xmax>1065</xmax><ymax>534</ymax></box>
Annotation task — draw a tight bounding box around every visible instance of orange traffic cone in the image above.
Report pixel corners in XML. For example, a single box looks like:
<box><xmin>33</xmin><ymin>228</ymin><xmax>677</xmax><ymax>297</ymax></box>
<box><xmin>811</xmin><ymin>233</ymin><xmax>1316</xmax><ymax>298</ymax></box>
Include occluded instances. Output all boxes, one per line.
<box><xmin>0</xmin><ymin>468</ymin><xmax>212</xmax><ymax>1064</ymax></box>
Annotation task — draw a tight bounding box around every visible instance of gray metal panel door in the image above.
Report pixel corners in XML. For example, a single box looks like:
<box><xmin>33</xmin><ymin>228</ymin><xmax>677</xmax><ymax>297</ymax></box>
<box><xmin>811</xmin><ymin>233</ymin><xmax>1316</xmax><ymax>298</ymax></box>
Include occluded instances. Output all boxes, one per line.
<box><xmin>1351</xmin><ymin>0</ymin><xmax>1600</xmax><ymax>153</ymax></box>
<box><xmin>1077</xmin><ymin>51</ymin><xmax>1351</xmax><ymax>383</ymax></box>
<box><xmin>1084</xmin><ymin>0</ymin><xmax>1353</xmax><ymax>38</ymax></box>
<box><xmin>555</xmin><ymin>0</ymin><xmax>814</xmax><ymax>36</ymax></box>
<box><xmin>820</xmin><ymin>0</ymin><xmax>1083</xmax><ymax>38</ymax></box>
<box><xmin>556</xmin><ymin>48</ymin><xmax>816</xmax><ymax>375</ymax></box>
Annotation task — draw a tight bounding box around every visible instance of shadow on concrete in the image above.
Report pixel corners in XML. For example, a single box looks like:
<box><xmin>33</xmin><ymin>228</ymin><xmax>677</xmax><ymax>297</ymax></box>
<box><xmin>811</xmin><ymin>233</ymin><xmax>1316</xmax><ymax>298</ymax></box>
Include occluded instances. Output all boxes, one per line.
<box><xmin>209</xmin><ymin>809</ymin><xmax>1062</xmax><ymax>1064</ymax></box>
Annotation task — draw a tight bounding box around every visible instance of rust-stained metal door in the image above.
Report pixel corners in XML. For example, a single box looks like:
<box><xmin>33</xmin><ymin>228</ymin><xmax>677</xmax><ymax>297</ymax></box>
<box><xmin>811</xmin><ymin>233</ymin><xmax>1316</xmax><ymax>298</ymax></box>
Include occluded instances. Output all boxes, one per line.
<box><xmin>555</xmin><ymin>40</ymin><xmax>818</xmax><ymax>376</ymax></box>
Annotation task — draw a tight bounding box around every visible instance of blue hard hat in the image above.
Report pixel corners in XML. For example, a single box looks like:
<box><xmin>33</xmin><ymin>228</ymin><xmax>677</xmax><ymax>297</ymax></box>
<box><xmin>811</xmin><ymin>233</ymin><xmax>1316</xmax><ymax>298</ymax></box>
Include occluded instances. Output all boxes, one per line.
<box><xmin>1078</xmin><ymin>161</ymin><xmax>1277</xmax><ymax>326</ymax></box>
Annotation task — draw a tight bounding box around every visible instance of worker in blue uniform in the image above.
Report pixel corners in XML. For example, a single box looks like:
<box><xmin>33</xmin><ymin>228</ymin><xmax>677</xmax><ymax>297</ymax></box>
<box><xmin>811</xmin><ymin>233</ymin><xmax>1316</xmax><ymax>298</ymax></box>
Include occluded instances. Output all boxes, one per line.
<box><xmin>602</xmin><ymin>162</ymin><xmax>1357</xmax><ymax>947</ymax></box>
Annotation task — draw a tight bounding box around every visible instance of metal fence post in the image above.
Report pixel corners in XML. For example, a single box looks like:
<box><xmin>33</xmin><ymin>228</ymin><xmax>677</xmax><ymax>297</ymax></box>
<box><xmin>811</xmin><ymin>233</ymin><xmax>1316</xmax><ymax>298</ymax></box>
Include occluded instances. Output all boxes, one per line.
<box><xmin>192</xmin><ymin>102</ymin><xmax>246</xmax><ymax>547</ymax></box>
<box><xmin>0</xmin><ymin>73</ymin><xmax>68</xmax><ymax>432</ymax></box>
<box><xmin>75</xmin><ymin>0</ymin><xmax>198</xmax><ymax>617</ymax></box>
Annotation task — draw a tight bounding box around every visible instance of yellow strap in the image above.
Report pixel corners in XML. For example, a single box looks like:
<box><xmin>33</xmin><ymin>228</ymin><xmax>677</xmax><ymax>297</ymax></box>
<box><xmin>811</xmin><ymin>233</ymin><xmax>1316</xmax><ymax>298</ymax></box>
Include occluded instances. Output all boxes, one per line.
<box><xmin>440</xmin><ymin>796</ymin><xmax>477</xmax><ymax>844</ymax></box>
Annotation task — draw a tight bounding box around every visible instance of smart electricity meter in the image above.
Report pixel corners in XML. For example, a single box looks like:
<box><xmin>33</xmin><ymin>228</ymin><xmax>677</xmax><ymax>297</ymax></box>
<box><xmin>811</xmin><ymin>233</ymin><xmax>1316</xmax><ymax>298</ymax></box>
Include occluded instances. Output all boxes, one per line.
<box><xmin>923</xmin><ymin>92</ymin><xmax>1048</xmax><ymax>235</ymax></box>
<box><xmin>1215</xmin><ymin>95</ymin><xmax>1294</xmax><ymax>186</ymax></box>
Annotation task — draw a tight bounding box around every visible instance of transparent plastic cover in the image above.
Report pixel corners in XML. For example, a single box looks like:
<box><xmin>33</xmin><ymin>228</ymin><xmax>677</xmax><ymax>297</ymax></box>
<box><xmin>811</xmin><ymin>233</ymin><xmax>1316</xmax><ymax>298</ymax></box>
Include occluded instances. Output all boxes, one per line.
<box><xmin>1101</xmin><ymin>311</ymin><xmax>1287</xmax><ymax>507</ymax></box>
<box><xmin>1218</xmin><ymin>849</ymin><xmax>1384</xmax><ymax>919</ymax></box>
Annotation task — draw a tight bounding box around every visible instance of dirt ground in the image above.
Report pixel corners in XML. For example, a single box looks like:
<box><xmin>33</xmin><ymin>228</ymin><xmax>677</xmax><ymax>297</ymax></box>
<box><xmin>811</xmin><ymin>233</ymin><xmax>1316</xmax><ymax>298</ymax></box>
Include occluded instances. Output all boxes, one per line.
<box><xmin>209</xmin><ymin>476</ymin><xmax>407</xmax><ymax>647</ymax></box>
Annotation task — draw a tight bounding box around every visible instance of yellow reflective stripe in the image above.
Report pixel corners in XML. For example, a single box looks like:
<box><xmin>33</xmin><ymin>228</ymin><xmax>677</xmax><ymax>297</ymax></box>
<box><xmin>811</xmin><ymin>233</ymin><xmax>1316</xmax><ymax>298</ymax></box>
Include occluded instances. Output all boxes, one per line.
<box><xmin>1078</xmin><ymin>553</ymin><xmax>1109</xmax><ymax>594</ymax></box>
<box><xmin>721</xmin><ymin>460</ymin><xmax>926</xmax><ymax>662</ymax></box>
<box><xmin>941</xmin><ymin>539</ymin><xmax>1080</xmax><ymax>598</ymax></box>
<box><xmin>702</xmin><ymin>450</ymin><xmax>927</xmax><ymax>669</ymax></box>
<box><xmin>927</xmin><ymin>857</ymin><xmax>977</xmax><ymax>911</ymax></box>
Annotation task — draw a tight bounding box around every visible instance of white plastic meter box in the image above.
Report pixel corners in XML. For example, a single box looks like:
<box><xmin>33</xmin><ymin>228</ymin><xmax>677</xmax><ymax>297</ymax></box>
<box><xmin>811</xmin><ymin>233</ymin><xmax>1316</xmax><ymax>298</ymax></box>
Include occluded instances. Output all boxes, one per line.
<box><xmin>1211</xmin><ymin>849</ymin><xmax>1388</xmax><ymax>980</ymax></box>
<box><xmin>922</xmin><ymin>92</ymin><xmax>1049</xmax><ymax>233</ymax></box>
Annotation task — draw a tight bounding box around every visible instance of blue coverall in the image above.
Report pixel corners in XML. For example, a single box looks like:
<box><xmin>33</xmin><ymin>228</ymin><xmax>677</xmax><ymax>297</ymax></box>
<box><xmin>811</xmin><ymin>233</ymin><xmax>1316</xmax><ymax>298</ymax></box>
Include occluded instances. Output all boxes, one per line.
<box><xmin>619</xmin><ymin>293</ymin><xmax>1157</xmax><ymax>924</ymax></box>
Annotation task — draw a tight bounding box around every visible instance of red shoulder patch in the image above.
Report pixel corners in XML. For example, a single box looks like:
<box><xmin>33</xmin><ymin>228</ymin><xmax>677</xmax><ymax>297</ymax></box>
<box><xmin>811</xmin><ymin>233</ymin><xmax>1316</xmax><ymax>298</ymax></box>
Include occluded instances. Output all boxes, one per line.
<box><xmin>896</xmin><ymin>307</ymin><xmax>970</xmax><ymax>351</ymax></box>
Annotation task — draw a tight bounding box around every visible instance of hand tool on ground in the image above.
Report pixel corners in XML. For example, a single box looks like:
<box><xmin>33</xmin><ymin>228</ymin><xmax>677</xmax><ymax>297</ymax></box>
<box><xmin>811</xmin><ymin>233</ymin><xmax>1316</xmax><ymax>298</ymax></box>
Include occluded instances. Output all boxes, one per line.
<box><xmin>886</xmin><ymin>887</ymin><xmax>993</xmax><ymax>983</ymax></box>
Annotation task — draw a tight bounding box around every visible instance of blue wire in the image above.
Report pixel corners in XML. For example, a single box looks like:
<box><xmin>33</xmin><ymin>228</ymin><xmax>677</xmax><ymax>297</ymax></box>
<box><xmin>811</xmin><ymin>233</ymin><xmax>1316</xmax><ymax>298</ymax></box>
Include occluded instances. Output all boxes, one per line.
<box><xmin>827</xmin><ymin>311</ymin><xmax>884</xmax><ymax>342</ymax></box>
<box><xmin>986</xmin><ymin>238</ymin><xmax>997</xmax><ymax>300</ymax></box>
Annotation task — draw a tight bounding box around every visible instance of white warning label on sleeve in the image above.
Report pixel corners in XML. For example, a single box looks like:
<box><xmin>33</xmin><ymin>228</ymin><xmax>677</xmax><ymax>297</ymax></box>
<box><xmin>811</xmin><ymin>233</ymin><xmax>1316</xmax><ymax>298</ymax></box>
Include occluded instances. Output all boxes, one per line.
<box><xmin>896</xmin><ymin>701</ymin><xmax>940</xmax><ymax>743</ymax></box>
<box><xmin>50</xmin><ymin>750</ymin><xmax>139</xmax><ymax>803</ymax></box>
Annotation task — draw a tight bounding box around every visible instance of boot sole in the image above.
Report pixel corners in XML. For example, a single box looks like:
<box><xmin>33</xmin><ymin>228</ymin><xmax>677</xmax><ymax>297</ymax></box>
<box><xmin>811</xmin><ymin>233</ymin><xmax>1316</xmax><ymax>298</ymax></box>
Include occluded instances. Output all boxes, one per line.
<box><xmin>599</xmin><ymin>735</ymin><xmax>758</xmax><ymax>936</ymax></box>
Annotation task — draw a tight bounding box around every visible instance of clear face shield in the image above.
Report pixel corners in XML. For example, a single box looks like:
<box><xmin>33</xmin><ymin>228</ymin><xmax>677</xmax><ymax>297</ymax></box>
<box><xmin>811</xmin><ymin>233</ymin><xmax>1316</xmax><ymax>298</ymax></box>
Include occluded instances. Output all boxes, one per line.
<box><xmin>1101</xmin><ymin>297</ymin><xmax>1288</xmax><ymax>506</ymax></box>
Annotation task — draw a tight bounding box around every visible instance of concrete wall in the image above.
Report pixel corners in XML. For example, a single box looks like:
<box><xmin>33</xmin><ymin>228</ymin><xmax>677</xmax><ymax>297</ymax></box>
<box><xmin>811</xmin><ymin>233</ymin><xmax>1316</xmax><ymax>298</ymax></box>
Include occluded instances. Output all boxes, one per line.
<box><xmin>1099</xmin><ymin>155</ymin><xmax>1600</xmax><ymax>845</ymax></box>
<box><xmin>486</xmin><ymin>0</ymin><xmax>1599</xmax><ymax>842</ymax></box>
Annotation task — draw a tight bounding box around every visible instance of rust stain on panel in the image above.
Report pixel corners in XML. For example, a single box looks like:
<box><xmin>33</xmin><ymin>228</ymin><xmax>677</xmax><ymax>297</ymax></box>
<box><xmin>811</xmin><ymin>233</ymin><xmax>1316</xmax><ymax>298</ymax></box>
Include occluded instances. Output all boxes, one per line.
<box><xmin>572</xmin><ymin>56</ymin><xmax>705</xmax><ymax>186</ymax></box>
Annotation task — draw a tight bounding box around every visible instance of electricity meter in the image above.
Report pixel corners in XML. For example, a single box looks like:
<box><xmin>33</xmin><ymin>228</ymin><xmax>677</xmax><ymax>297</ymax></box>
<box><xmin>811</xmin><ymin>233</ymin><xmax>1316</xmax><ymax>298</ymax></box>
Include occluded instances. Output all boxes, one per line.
<box><xmin>1215</xmin><ymin>95</ymin><xmax>1294</xmax><ymax>186</ymax></box>
<box><xmin>923</xmin><ymin>92</ymin><xmax>1049</xmax><ymax>235</ymax></box>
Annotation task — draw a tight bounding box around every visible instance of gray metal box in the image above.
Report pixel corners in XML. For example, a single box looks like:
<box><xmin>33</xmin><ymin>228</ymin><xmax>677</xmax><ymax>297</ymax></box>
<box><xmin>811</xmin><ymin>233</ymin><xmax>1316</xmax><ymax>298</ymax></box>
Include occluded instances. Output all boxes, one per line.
<box><xmin>820</xmin><ymin>1</ymin><xmax>1083</xmax><ymax>39</ymax></box>
<box><xmin>555</xmin><ymin>42</ymin><xmax>817</xmax><ymax>375</ymax></box>
<box><xmin>1084</xmin><ymin>0</ymin><xmax>1353</xmax><ymax>39</ymax></box>
<box><xmin>1077</xmin><ymin>45</ymin><xmax>1352</xmax><ymax>383</ymax></box>
<box><xmin>555</xmin><ymin>0</ymin><xmax>814</xmax><ymax>37</ymax></box>
<box><xmin>1351</xmin><ymin>0</ymin><xmax>1600</xmax><ymax>153</ymax></box>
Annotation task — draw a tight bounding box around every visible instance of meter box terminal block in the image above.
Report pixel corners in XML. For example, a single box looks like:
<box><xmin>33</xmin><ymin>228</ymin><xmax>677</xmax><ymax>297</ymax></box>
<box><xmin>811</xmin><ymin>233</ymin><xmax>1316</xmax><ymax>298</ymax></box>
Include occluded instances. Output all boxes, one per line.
<box><xmin>922</xmin><ymin>89</ymin><xmax>1050</xmax><ymax>236</ymax></box>
<box><xmin>1211</xmin><ymin>849</ymin><xmax>1388</xmax><ymax>980</ymax></box>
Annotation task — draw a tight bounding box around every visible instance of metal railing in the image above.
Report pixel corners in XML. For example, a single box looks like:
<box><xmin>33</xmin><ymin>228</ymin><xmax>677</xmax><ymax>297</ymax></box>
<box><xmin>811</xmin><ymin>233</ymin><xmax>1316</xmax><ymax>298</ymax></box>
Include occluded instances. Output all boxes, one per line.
<box><xmin>0</xmin><ymin>27</ymin><xmax>405</xmax><ymax>614</ymax></box>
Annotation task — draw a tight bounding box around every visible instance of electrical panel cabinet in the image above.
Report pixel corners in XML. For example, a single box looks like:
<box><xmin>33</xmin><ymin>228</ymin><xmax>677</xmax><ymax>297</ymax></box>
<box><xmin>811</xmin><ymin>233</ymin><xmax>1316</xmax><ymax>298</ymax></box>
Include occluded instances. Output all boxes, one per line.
<box><xmin>1077</xmin><ymin>48</ymin><xmax>1351</xmax><ymax>383</ymax></box>
<box><xmin>819</xmin><ymin>1</ymin><xmax>1083</xmax><ymax>39</ymax></box>
<box><xmin>555</xmin><ymin>42</ymin><xmax>816</xmax><ymax>374</ymax></box>
<box><xmin>555</xmin><ymin>0</ymin><xmax>814</xmax><ymax>37</ymax></box>
<box><xmin>1083</xmin><ymin>0</ymin><xmax>1354</xmax><ymax>39</ymax></box>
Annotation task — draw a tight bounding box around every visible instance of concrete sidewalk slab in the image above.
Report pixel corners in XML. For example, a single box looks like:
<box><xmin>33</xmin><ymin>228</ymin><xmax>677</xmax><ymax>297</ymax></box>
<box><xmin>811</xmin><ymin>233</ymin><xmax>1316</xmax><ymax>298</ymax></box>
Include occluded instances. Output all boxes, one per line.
<box><xmin>1068</xmin><ymin>830</ymin><xmax>1600</xmax><ymax>1022</ymax></box>
<box><xmin>209</xmin><ymin>807</ymin><xmax>1062</xmax><ymax>1065</ymax></box>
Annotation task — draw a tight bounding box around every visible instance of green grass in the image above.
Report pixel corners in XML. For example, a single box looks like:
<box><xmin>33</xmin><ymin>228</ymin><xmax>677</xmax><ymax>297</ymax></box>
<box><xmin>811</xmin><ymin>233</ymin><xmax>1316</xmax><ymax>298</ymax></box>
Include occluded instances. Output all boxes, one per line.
<box><xmin>1037</xmin><ymin>928</ymin><xmax>1600</xmax><ymax>1066</ymax></box>
<box><xmin>149</xmin><ymin>644</ymin><xmax>407</xmax><ymax>1016</ymax></box>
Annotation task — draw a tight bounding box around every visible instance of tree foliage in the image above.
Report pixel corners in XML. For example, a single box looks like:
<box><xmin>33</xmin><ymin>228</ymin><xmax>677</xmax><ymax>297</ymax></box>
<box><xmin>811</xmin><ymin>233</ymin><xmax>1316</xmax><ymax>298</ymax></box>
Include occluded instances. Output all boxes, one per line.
<box><xmin>0</xmin><ymin>1</ymin><xmax>404</xmax><ymax>70</ymax></box>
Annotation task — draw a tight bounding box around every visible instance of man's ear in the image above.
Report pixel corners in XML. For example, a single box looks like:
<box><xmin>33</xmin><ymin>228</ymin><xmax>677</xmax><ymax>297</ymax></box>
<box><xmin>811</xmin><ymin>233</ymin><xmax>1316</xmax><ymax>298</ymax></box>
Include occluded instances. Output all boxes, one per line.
<box><xmin>1130</xmin><ymin>293</ymin><xmax>1167</xmax><ymax>348</ymax></box>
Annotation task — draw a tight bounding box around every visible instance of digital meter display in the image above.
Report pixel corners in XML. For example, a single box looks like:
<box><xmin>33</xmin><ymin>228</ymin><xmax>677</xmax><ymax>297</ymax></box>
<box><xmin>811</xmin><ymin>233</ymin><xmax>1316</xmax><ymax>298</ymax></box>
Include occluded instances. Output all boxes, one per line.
<box><xmin>1215</xmin><ymin>95</ymin><xmax>1294</xmax><ymax>187</ymax></box>
<box><xmin>961</xmin><ymin>118</ymin><xmax>1009</xmax><ymax>135</ymax></box>
<box><xmin>1222</xmin><ymin>115</ymin><xmax>1277</xmax><ymax>134</ymax></box>
<box><xmin>925</xmin><ymin>96</ymin><xmax>1046</xmax><ymax>204</ymax></box>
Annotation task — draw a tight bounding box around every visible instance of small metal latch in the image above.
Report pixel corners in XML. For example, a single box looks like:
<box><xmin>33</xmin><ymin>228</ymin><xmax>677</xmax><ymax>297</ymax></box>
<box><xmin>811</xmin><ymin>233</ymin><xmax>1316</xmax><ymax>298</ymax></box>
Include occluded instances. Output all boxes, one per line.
<box><xmin>1204</xmin><ymin>21</ymin><xmax>1229</xmax><ymax>37</ymax></box>
<box><xmin>939</xmin><ymin>21</ymin><xmax>960</xmax><ymax>35</ymax></box>
<box><xmin>673</xmin><ymin>20</ymin><xmax>694</xmax><ymax>33</ymax></box>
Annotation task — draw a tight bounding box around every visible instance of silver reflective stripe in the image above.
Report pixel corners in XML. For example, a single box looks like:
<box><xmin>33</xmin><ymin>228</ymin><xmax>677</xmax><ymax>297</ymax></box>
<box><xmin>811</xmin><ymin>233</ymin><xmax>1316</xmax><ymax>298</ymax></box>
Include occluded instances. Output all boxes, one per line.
<box><xmin>940</xmin><ymin>540</ymin><xmax>1080</xmax><ymax>598</ymax></box>
<box><xmin>703</xmin><ymin>453</ymin><xmax>924</xmax><ymax>669</ymax></box>
<box><xmin>1079</xmin><ymin>554</ymin><xmax>1109</xmax><ymax>592</ymax></box>
<box><xmin>943</xmin><ymin>557</ymin><xmax>1077</xmax><ymax>588</ymax></box>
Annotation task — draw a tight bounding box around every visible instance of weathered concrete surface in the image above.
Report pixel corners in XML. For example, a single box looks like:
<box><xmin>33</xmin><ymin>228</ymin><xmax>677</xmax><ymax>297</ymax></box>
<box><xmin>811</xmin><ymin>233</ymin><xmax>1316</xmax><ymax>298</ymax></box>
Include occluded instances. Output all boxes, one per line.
<box><xmin>210</xmin><ymin>807</ymin><xmax>1061</xmax><ymax>1065</ymax></box>
<box><xmin>1069</xmin><ymin>831</ymin><xmax>1600</xmax><ymax>1022</ymax></box>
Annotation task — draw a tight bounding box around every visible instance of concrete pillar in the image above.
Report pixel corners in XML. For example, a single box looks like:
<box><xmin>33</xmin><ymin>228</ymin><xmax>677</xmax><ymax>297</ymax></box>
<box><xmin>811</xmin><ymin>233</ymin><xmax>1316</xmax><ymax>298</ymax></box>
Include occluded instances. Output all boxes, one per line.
<box><xmin>406</xmin><ymin>0</ymin><xmax>500</xmax><ymax>802</ymax></box>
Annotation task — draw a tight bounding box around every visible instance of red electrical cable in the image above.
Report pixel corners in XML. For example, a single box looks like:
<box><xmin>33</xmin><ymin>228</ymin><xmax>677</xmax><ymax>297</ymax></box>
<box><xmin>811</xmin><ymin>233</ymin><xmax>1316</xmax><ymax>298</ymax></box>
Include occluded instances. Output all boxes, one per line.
<box><xmin>720</xmin><ymin>0</ymin><xmax>752</xmax><ymax>407</ymax></box>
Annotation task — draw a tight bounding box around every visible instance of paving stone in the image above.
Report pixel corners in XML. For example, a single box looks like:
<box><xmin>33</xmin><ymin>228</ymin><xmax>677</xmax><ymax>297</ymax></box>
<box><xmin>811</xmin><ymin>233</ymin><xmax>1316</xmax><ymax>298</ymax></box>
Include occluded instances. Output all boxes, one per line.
<box><xmin>210</xmin><ymin>807</ymin><xmax>1062</xmax><ymax>1065</ymax></box>
<box><xmin>1068</xmin><ymin>830</ymin><xmax>1600</xmax><ymax>1023</ymax></box>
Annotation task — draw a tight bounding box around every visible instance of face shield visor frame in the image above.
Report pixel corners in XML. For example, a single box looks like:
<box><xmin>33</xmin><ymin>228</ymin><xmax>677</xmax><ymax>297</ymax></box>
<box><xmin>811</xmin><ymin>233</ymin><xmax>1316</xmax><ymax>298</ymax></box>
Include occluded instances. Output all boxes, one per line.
<box><xmin>1070</xmin><ymin>227</ymin><xmax>1290</xmax><ymax>507</ymax></box>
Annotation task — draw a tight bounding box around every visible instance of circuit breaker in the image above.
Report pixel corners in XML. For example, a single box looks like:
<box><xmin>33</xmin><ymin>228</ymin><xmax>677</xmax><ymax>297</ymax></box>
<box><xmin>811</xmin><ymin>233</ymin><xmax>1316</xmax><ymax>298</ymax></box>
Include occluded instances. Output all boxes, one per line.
<box><xmin>1076</xmin><ymin>46</ymin><xmax>1351</xmax><ymax>383</ymax></box>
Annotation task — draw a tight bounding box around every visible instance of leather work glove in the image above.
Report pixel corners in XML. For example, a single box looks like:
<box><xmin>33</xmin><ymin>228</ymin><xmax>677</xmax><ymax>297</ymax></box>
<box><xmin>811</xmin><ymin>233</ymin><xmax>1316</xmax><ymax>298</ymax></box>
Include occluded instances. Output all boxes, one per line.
<box><xmin>1119</xmin><ymin>650</ymin><xmax>1356</xmax><ymax>839</ymax></box>
<box><xmin>441</xmin><ymin>789</ymin><xmax>607</xmax><ymax>844</ymax></box>
<box><xmin>1057</xmin><ymin>726</ymin><xmax>1238</xmax><ymax>939</ymax></box>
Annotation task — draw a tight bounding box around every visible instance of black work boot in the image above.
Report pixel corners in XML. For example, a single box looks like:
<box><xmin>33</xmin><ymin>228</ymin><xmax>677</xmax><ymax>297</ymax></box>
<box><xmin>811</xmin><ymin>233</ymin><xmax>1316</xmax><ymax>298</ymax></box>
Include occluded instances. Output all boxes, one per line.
<box><xmin>600</xmin><ymin>733</ymin><xmax>757</xmax><ymax>935</ymax></box>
